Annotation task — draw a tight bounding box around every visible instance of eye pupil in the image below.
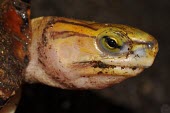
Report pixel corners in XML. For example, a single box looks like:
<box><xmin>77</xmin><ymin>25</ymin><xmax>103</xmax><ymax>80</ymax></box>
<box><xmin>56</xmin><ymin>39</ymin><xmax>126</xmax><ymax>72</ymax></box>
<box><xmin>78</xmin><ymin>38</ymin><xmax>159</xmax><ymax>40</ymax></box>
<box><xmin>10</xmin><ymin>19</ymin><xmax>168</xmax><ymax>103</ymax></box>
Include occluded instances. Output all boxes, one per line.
<box><xmin>103</xmin><ymin>36</ymin><xmax>121</xmax><ymax>49</ymax></box>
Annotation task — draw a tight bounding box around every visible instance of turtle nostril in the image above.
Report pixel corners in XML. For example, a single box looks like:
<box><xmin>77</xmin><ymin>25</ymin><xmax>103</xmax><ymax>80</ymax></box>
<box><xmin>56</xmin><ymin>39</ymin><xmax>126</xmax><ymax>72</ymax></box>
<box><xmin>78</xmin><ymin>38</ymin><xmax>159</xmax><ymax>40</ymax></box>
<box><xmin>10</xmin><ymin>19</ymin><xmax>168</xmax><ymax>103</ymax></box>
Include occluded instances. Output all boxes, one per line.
<box><xmin>146</xmin><ymin>42</ymin><xmax>154</xmax><ymax>49</ymax></box>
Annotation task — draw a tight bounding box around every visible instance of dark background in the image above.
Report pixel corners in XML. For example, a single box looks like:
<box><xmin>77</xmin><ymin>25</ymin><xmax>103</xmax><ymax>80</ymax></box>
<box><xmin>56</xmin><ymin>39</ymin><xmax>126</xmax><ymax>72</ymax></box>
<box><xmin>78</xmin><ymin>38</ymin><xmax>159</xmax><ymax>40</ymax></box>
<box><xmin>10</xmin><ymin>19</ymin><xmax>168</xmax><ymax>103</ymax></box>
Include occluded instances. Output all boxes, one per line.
<box><xmin>16</xmin><ymin>0</ymin><xmax>170</xmax><ymax>113</ymax></box>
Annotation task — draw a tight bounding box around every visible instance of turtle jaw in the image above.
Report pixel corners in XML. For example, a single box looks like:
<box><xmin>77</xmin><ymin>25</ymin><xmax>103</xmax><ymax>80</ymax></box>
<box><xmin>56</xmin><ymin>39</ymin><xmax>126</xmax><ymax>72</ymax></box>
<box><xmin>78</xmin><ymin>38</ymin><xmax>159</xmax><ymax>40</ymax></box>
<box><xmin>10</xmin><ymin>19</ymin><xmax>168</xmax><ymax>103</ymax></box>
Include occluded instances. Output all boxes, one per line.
<box><xmin>71</xmin><ymin>60</ymin><xmax>144</xmax><ymax>77</ymax></box>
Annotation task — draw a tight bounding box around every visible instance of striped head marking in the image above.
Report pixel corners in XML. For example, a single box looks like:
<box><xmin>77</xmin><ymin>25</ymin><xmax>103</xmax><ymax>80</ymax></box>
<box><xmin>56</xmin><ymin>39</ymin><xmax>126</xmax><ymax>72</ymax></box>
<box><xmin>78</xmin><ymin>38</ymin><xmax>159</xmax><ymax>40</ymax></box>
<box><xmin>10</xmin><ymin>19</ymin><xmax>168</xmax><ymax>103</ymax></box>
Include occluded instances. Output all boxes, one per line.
<box><xmin>33</xmin><ymin>17</ymin><xmax>158</xmax><ymax>89</ymax></box>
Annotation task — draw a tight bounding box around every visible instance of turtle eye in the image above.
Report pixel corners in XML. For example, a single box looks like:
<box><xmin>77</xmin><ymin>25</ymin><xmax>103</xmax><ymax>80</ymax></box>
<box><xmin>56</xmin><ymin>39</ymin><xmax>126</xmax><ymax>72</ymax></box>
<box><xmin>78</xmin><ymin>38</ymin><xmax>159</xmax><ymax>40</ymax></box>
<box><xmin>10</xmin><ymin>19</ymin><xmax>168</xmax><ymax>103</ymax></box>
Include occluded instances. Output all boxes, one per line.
<box><xmin>97</xmin><ymin>31</ymin><xmax>125</xmax><ymax>55</ymax></box>
<box><xmin>102</xmin><ymin>36</ymin><xmax>122</xmax><ymax>50</ymax></box>
<box><xmin>96</xmin><ymin>28</ymin><xmax>130</xmax><ymax>55</ymax></box>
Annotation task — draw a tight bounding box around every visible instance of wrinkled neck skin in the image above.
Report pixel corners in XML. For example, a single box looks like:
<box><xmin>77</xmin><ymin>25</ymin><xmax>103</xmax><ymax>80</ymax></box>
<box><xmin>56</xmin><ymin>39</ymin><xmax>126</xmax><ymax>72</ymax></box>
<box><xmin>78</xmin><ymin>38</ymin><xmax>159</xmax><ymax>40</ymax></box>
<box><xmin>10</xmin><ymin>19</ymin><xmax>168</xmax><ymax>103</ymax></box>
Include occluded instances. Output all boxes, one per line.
<box><xmin>25</xmin><ymin>17</ymin><xmax>158</xmax><ymax>89</ymax></box>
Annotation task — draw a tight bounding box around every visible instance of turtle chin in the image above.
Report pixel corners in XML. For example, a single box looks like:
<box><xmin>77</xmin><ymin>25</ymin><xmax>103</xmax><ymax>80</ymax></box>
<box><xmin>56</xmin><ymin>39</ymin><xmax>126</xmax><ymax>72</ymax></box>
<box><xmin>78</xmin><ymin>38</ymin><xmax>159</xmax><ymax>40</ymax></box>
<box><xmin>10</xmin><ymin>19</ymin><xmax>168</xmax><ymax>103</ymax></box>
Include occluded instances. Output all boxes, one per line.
<box><xmin>68</xmin><ymin>74</ymin><xmax>127</xmax><ymax>89</ymax></box>
<box><xmin>70</xmin><ymin>66</ymin><xmax>144</xmax><ymax>89</ymax></box>
<box><xmin>68</xmin><ymin>67</ymin><xmax>144</xmax><ymax>89</ymax></box>
<box><xmin>59</xmin><ymin>62</ymin><xmax>144</xmax><ymax>89</ymax></box>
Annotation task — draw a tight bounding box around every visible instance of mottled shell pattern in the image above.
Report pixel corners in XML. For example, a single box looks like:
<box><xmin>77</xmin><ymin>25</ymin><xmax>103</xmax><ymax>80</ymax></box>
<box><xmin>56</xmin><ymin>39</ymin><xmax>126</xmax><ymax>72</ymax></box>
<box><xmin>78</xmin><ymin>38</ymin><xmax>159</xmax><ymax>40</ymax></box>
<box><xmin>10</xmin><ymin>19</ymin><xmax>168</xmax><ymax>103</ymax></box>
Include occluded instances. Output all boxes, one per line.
<box><xmin>0</xmin><ymin>0</ymin><xmax>30</xmax><ymax>107</ymax></box>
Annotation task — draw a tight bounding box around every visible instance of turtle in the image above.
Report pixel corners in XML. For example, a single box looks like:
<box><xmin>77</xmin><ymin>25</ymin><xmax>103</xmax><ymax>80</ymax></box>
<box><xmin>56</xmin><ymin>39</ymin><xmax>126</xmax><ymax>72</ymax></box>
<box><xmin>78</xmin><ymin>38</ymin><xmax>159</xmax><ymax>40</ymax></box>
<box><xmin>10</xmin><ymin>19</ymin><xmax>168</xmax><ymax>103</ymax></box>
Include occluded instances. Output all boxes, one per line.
<box><xmin>0</xmin><ymin>0</ymin><xmax>158</xmax><ymax>112</ymax></box>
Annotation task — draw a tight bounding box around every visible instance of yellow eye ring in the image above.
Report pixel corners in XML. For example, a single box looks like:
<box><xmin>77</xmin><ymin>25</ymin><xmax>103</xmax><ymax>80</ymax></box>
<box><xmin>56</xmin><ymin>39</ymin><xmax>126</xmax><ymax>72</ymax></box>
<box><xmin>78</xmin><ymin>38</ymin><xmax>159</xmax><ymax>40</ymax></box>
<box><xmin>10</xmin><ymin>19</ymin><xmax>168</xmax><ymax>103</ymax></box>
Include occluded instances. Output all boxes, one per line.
<box><xmin>96</xmin><ymin>28</ymin><xmax>129</xmax><ymax>55</ymax></box>
<box><xmin>101</xmin><ymin>35</ymin><xmax>123</xmax><ymax>50</ymax></box>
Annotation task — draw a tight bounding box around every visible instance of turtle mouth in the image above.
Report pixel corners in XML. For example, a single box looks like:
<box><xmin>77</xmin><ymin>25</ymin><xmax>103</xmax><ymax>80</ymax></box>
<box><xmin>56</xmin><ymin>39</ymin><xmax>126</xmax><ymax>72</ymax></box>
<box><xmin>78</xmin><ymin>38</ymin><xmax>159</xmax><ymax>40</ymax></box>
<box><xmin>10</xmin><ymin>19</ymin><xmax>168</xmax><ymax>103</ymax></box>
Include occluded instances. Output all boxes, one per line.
<box><xmin>76</xmin><ymin>61</ymin><xmax>144</xmax><ymax>69</ymax></box>
<box><xmin>72</xmin><ymin>61</ymin><xmax>144</xmax><ymax>77</ymax></box>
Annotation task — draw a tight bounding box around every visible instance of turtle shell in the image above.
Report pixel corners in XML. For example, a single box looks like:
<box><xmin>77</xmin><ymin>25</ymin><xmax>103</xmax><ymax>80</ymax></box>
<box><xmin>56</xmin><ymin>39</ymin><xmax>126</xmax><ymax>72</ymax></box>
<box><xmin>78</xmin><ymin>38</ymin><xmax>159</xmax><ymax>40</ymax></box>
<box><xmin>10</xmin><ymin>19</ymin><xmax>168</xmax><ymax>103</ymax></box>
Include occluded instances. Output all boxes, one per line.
<box><xmin>0</xmin><ymin>0</ymin><xmax>31</xmax><ymax>107</ymax></box>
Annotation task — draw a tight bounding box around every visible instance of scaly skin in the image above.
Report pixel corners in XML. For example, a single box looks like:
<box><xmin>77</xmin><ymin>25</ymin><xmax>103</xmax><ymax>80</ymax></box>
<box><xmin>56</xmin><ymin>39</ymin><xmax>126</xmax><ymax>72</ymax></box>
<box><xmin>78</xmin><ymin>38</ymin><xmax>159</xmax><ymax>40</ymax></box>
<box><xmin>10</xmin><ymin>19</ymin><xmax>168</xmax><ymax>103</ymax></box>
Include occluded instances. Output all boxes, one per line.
<box><xmin>25</xmin><ymin>17</ymin><xmax>158</xmax><ymax>89</ymax></box>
